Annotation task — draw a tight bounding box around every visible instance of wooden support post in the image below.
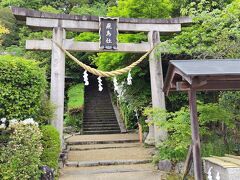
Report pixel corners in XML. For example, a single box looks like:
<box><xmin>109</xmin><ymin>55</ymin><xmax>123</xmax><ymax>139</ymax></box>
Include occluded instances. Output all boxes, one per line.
<box><xmin>50</xmin><ymin>27</ymin><xmax>66</xmax><ymax>145</ymax></box>
<box><xmin>182</xmin><ymin>144</ymin><xmax>193</xmax><ymax>179</ymax></box>
<box><xmin>145</xmin><ymin>31</ymin><xmax>167</xmax><ymax>145</ymax></box>
<box><xmin>188</xmin><ymin>89</ymin><xmax>203</xmax><ymax>180</ymax></box>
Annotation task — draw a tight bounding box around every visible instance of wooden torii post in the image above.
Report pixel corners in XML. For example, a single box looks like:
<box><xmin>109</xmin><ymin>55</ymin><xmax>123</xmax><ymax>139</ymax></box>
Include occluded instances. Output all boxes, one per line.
<box><xmin>11</xmin><ymin>7</ymin><xmax>192</xmax><ymax>144</ymax></box>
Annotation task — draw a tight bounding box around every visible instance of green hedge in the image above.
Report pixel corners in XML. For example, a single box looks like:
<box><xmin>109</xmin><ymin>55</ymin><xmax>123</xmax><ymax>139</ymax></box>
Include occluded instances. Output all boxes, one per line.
<box><xmin>0</xmin><ymin>55</ymin><xmax>47</xmax><ymax>120</ymax></box>
<box><xmin>40</xmin><ymin>125</ymin><xmax>61</xmax><ymax>172</ymax></box>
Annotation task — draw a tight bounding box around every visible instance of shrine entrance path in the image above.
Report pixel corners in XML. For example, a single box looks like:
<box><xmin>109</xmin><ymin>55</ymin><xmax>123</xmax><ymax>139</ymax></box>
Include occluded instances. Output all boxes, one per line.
<box><xmin>60</xmin><ymin>133</ymin><xmax>162</xmax><ymax>180</ymax></box>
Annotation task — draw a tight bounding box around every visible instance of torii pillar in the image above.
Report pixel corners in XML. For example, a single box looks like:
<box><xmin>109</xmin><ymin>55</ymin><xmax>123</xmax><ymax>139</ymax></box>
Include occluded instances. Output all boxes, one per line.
<box><xmin>145</xmin><ymin>31</ymin><xmax>167</xmax><ymax>145</ymax></box>
<box><xmin>50</xmin><ymin>27</ymin><xmax>66</xmax><ymax>143</ymax></box>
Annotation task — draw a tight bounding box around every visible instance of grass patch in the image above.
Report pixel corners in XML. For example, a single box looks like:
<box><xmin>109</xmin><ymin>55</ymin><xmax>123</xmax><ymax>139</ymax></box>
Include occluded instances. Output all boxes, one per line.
<box><xmin>67</xmin><ymin>83</ymin><xmax>84</xmax><ymax>110</ymax></box>
<box><xmin>65</xmin><ymin>83</ymin><xmax>85</xmax><ymax>131</ymax></box>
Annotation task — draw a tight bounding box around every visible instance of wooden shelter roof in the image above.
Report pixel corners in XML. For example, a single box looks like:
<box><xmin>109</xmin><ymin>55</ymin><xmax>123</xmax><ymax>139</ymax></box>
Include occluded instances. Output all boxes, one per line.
<box><xmin>164</xmin><ymin>60</ymin><xmax>240</xmax><ymax>94</ymax></box>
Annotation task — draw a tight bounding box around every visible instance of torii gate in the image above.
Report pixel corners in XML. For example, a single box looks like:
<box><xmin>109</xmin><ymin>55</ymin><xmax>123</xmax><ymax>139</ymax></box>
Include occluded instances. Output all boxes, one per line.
<box><xmin>11</xmin><ymin>7</ymin><xmax>192</xmax><ymax>144</ymax></box>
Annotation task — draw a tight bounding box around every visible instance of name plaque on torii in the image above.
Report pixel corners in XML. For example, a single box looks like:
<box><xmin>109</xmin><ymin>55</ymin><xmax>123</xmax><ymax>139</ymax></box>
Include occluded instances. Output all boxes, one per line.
<box><xmin>99</xmin><ymin>17</ymin><xmax>118</xmax><ymax>50</ymax></box>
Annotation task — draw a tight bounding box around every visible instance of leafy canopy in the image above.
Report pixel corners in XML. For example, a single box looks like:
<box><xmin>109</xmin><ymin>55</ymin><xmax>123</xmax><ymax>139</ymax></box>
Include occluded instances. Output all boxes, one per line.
<box><xmin>162</xmin><ymin>0</ymin><xmax>240</xmax><ymax>59</ymax></box>
<box><xmin>108</xmin><ymin>0</ymin><xmax>172</xmax><ymax>18</ymax></box>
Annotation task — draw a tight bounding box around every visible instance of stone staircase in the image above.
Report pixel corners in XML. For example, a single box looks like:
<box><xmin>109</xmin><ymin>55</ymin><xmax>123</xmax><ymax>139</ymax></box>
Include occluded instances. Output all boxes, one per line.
<box><xmin>60</xmin><ymin>133</ymin><xmax>160</xmax><ymax>180</ymax></box>
<box><xmin>83</xmin><ymin>76</ymin><xmax>120</xmax><ymax>134</ymax></box>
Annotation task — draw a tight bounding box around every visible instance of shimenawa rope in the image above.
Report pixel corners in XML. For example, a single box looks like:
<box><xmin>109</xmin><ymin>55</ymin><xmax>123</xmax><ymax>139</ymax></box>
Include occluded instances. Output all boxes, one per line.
<box><xmin>51</xmin><ymin>40</ymin><xmax>156</xmax><ymax>77</ymax></box>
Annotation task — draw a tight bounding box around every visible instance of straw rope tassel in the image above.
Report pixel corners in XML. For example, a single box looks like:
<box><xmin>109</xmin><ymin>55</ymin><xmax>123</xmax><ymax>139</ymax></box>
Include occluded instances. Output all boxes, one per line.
<box><xmin>51</xmin><ymin>39</ymin><xmax>157</xmax><ymax>78</ymax></box>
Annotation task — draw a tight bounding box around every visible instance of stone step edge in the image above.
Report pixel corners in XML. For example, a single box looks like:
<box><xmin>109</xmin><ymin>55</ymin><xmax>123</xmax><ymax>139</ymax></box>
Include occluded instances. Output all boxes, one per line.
<box><xmin>66</xmin><ymin>159</ymin><xmax>151</xmax><ymax>167</ymax></box>
<box><xmin>67</xmin><ymin>139</ymin><xmax>139</xmax><ymax>145</ymax></box>
<box><xmin>69</xmin><ymin>144</ymin><xmax>140</xmax><ymax>151</ymax></box>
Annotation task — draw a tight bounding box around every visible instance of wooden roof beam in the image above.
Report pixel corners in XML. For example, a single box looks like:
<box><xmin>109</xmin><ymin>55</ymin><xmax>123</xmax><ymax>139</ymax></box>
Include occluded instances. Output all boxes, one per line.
<box><xmin>173</xmin><ymin>80</ymin><xmax>240</xmax><ymax>91</ymax></box>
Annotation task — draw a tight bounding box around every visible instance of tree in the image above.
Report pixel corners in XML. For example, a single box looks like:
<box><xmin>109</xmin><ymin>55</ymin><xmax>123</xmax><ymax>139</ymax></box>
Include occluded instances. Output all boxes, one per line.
<box><xmin>0</xmin><ymin>0</ymin><xmax>42</xmax><ymax>9</ymax></box>
<box><xmin>108</xmin><ymin>0</ymin><xmax>172</xmax><ymax>18</ymax></box>
<box><xmin>161</xmin><ymin>0</ymin><xmax>240</xmax><ymax>59</ymax></box>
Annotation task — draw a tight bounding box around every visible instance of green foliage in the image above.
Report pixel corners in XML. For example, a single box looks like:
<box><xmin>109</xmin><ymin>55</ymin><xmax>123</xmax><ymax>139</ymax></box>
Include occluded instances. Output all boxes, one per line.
<box><xmin>0</xmin><ymin>55</ymin><xmax>47</xmax><ymax>121</ymax></box>
<box><xmin>0</xmin><ymin>0</ymin><xmax>42</xmax><ymax>9</ymax></box>
<box><xmin>75</xmin><ymin>32</ymin><xmax>99</xmax><ymax>42</ymax></box>
<box><xmin>65</xmin><ymin>83</ymin><xmax>84</xmax><ymax>130</ymax></box>
<box><xmin>198</xmin><ymin>102</ymin><xmax>234</xmax><ymax>128</ymax></box>
<box><xmin>37</xmin><ymin>97</ymin><xmax>55</xmax><ymax>125</ymax></box>
<box><xmin>162</xmin><ymin>0</ymin><xmax>240</xmax><ymax>59</ymax></box>
<box><xmin>108</xmin><ymin>0</ymin><xmax>173</xmax><ymax>18</ymax></box>
<box><xmin>181</xmin><ymin>0</ymin><xmax>234</xmax><ymax>16</ymax></box>
<box><xmin>75</xmin><ymin>32</ymin><xmax>147</xmax><ymax>43</ymax></box>
<box><xmin>166</xmin><ymin>92</ymin><xmax>188</xmax><ymax>112</ymax></box>
<box><xmin>0</xmin><ymin>8</ymin><xmax>18</xmax><ymax>47</ymax></box>
<box><xmin>40</xmin><ymin>125</ymin><xmax>61</xmax><ymax>172</ymax></box>
<box><xmin>71</xmin><ymin>1</ymin><xmax>108</xmax><ymax>16</ymax></box>
<box><xmin>67</xmin><ymin>83</ymin><xmax>84</xmax><ymax>110</ymax></box>
<box><xmin>144</xmin><ymin>103</ymin><xmax>235</xmax><ymax>162</ymax></box>
<box><xmin>39</xmin><ymin>5</ymin><xmax>62</xmax><ymax>13</ymax></box>
<box><xmin>0</xmin><ymin>123</ymin><xmax>43</xmax><ymax>179</ymax></box>
<box><xmin>219</xmin><ymin>91</ymin><xmax>240</xmax><ymax>121</ymax></box>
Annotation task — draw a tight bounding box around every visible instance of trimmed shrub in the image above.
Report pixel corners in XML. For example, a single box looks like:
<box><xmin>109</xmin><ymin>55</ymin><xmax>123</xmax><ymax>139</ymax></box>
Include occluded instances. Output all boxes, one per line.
<box><xmin>0</xmin><ymin>55</ymin><xmax>47</xmax><ymax>120</ymax></box>
<box><xmin>0</xmin><ymin>123</ymin><xmax>43</xmax><ymax>179</ymax></box>
<box><xmin>40</xmin><ymin>125</ymin><xmax>61</xmax><ymax>172</ymax></box>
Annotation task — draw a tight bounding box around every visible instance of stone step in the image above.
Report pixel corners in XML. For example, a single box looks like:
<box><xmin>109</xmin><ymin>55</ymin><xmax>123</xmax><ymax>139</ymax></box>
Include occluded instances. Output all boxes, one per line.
<box><xmin>66</xmin><ymin>159</ymin><xmax>151</xmax><ymax>167</ymax></box>
<box><xmin>83</xmin><ymin>130</ymin><xmax>121</xmax><ymax>135</ymax></box>
<box><xmin>83</xmin><ymin>125</ymin><xmax>120</xmax><ymax>130</ymax></box>
<box><xmin>84</xmin><ymin>114</ymin><xmax>115</xmax><ymax>117</ymax></box>
<box><xmin>83</xmin><ymin>127</ymin><xmax>120</xmax><ymax>131</ymax></box>
<box><xmin>84</xmin><ymin>116</ymin><xmax>116</xmax><ymax>119</ymax></box>
<box><xmin>83</xmin><ymin>120</ymin><xmax>117</xmax><ymax>123</ymax></box>
<box><xmin>83</xmin><ymin>119</ymin><xmax>117</xmax><ymax>122</ymax></box>
<box><xmin>83</xmin><ymin>122</ymin><xmax>119</xmax><ymax>125</ymax></box>
<box><xmin>83</xmin><ymin>123</ymin><xmax>119</xmax><ymax>126</ymax></box>
<box><xmin>62</xmin><ymin>163</ymin><xmax>155</xmax><ymax>174</ymax></box>
<box><xmin>60</xmin><ymin>165</ymin><xmax>161</xmax><ymax>180</ymax></box>
<box><xmin>83</xmin><ymin>124</ymin><xmax>118</xmax><ymax>127</ymax></box>
<box><xmin>66</xmin><ymin>133</ymin><xmax>139</xmax><ymax>145</ymax></box>
<box><xmin>67</xmin><ymin>137</ymin><xmax>138</xmax><ymax>145</ymax></box>
<box><xmin>83</xmin><ymin>115</ymin><xmax>116</xmax><ymax>118</ymax></box>
<box><xmin>84</xmin><ymin>109</ymin><xmax>114</xmax><ymax>114</ymax></box>
<box><xmin>69</xmin><ymin>142</ymin><xmax>141</xmax><ymax>151</ymax></box>
<box><xmin>67</xmin><ymin>147</ymin><xmax>153</xmax><ymax>162</ymax></box>
<box><xmin>84</xmin><ymin>111</ymin><xmax>115</xmax><ymax>113</ymax></box>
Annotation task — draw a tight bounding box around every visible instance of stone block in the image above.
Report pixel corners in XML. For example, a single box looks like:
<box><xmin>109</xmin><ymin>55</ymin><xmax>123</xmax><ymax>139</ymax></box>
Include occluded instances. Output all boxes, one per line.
<box><xmin>158</xmin><ymin>160</ymin><xmax>172</xmax><ymax>172</ymax></box>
